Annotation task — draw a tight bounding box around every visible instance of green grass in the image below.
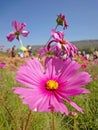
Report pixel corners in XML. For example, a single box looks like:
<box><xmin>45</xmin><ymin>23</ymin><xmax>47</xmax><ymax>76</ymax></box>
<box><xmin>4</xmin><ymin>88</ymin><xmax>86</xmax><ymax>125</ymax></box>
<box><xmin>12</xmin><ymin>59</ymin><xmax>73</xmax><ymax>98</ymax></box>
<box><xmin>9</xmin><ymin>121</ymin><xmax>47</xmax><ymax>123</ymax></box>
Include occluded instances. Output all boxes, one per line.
<box><xmin>0</xmin><ymin>61</ymin><xmax>98</xmax><ymax>130</ymax></box>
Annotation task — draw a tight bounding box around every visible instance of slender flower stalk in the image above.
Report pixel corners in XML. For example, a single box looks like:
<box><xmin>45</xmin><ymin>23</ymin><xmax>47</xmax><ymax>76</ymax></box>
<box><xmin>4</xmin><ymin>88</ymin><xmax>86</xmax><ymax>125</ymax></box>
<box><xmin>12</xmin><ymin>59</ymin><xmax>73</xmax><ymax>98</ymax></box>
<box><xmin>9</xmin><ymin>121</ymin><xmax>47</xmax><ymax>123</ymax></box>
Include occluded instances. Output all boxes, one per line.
<box><xmin>0</xmin><ymin>98</ymin><xmax>21</xmax><ymax>130</ymax></box>
<box><xmin>51</xmin><ymin>107</ymin><xmax>55</xmax><ymax>130</ymax></box>
<box><xmin>45</xmin><ymin>24</ymin><xmax>58</xmax><ymax>45</ymax></box>
<box><xmin>18</xmin><ymin>36</ymin><xmax>23</xmax><ymax>46</ymax></box>
<box><xmin>73</xmin><ymin>118</ymin><xmax>77</xmax><ymax>130</ymax></box>
<box><xmin>24</xmin><ymin>110</ymin><xmax>32</xmax><ymax>130</ymax></box>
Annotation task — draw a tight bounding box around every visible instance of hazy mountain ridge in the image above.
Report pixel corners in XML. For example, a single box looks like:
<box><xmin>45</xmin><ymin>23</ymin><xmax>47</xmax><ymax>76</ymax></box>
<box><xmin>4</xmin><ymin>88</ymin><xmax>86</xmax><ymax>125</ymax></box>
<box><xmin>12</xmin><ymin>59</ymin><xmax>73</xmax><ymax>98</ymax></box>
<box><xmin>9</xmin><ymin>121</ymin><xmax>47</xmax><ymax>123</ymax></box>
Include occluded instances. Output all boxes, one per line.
<box><xmin>72</xmin><ymin>39</ymin><xmax>98</xmax><ymax>48</ymax></box>
<box><xmin>32</xmin><ymin>40</ymin><xmax>98</xmax><ymax>51</ymax></box>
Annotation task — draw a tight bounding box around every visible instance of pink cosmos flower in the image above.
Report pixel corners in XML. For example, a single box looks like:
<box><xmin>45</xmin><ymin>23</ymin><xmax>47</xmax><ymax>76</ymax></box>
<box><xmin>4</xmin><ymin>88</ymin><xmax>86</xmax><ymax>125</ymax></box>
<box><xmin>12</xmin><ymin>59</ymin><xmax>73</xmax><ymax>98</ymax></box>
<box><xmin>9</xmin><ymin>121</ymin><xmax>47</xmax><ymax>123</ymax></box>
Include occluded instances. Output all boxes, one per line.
<box><xmin>38</xmin><ymin>44</ymin><xmax>61</xmax><ymax>58</ymax></box>
<box><xmin>38</xmin><ymin>45</ymin><xmax>54</xmax><ymax>58</ymax></box>
<box><xmin>56</xmin><ymin>13</ymin><xmax>68</xmax><ymax>29</ymax></box>
<box><xmin>0</xmin><ymin>62</ymin><xmax>6</xmax><ymax>68</ymax></box>
<box><xmin>47</xmin><ymin>29</ymin><xmax>78</xmax><ymax>59</ymax></box>
<box><xmin>13</xmin><ymin>57</ymin><xmax>91</xmax><ymax>115</ymax></box>
<box><xmin>7</xmin><ymin>21</ymin><xmax>29</xmax><ymax>42</ymax></box>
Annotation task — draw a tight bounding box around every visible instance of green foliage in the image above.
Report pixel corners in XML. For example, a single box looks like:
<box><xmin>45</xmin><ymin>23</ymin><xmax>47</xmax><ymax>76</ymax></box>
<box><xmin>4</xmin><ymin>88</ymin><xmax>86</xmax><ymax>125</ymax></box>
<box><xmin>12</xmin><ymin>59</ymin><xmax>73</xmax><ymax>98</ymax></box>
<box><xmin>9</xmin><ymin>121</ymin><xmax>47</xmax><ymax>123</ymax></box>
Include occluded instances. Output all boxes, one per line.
<box><xmin>0</xmin><ymin>62</ymin><xmax>98</xmax><ymax>130</ymax></box>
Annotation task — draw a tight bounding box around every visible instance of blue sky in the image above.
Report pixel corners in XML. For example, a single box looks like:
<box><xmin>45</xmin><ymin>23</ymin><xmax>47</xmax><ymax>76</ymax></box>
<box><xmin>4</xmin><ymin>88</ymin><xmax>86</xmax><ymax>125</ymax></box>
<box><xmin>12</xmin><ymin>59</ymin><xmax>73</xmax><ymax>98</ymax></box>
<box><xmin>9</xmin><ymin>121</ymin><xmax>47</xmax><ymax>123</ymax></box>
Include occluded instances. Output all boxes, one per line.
<box><xmin>0</xmin><ymin>0</ymin><xmax>98</xmax><ymax>49</ymax></box>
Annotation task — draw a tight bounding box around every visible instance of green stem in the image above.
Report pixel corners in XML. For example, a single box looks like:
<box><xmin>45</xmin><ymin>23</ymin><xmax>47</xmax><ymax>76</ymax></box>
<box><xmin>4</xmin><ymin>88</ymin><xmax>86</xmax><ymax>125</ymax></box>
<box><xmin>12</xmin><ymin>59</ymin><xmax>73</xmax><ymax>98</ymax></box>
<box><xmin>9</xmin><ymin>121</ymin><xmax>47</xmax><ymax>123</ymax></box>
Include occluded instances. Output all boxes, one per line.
<box><xmin>18</xmin><ymin>36</ymin><xmax>23</xmax><ymax>46</ymax></box>
<box><xmin>45</xmin><ymin>24</ymin><xmax>58</xmax><ymax>45</ymax></box>
<box><xmin>0</xmin><ymin>98</ymin><xmax>21</xmax><ymax>130</ymax></box>
<box><xmin>51</xmin><ymin>107</ymin><xmax>55</xmax><ymax>130</ymax></box>
<box><xmin>24</xmin><ymin>110</ymin><xmax>32</xmax><ymax>130</ymax></box>
<box><xmin>74</xmin><ymin>119</ymin><xmax>77</xmax><ymax>130</ymax></box>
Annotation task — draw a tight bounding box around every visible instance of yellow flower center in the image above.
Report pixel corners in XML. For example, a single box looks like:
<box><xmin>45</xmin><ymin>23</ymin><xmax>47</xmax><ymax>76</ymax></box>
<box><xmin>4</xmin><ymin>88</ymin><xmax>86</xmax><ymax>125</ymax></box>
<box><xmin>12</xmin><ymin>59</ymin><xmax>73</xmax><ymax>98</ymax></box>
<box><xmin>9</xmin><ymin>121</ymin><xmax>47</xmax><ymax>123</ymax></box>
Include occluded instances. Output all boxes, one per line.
<box><xmin>46</xmin><ymin>80</ymin><xmax>58</xmax><ymax>90</ymax></box>
<box><xmin>60</xmin><ymin>39</ymin><xmax>66</xmax><ymax>44</ymax></box>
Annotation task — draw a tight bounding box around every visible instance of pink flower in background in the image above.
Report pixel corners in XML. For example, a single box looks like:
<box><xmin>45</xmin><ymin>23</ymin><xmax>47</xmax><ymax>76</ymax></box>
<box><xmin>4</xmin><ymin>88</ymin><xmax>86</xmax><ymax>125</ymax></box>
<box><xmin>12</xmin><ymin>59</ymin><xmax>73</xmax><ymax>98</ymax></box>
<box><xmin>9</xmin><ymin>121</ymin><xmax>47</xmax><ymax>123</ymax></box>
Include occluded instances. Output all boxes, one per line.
<box><xmin>0</xmin><ymin>62</ymin><xmax>6</xmax><ymax>68</ymax></box>
<box><xmin>7</xmin><ymin>21</ymin><xmax>29</xmax><ymax>42</ymax></box>
<box><xmin>38</xmin><ymin>44</ymin><xmax>61</xmax><ymax>58</ymax></box>
<box><xmin>47</xmin><ymin>29</ymin><xmax>78</xmax><ymax>59</ymax></box>
<box><xmin>81</xmin><ymin>64</ymin><xmax>87</xmax><ymax>70</ymax></box>
<box><xmin>13</xmin><ymin>57</ymin><xmax>91</xmax><ymax>115</ymax></box>
<box><xmin>56</xmin><ymin>13</ymin><xmax>68</xmax><ymax>29</ymax></box>
<box><xmin>38</xmin><ymin>45</ymin><xmax>55</xmax><ymax>58</ymax></box>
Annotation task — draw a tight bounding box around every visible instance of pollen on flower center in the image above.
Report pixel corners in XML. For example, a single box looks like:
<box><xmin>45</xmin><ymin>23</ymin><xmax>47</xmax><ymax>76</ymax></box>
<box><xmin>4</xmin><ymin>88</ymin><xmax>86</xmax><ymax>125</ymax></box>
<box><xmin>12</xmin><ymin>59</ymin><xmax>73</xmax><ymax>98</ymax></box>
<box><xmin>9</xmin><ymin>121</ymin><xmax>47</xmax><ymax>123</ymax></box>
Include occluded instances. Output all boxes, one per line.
<box><xmin>46</xmin><ymin>80</ymin><xmax>58</xmax><ymax>90</ymax></box>
<box><xmin>60</xmin><ymin>39</ymin><xmax>66</xmax><ymax>44</ymax></box>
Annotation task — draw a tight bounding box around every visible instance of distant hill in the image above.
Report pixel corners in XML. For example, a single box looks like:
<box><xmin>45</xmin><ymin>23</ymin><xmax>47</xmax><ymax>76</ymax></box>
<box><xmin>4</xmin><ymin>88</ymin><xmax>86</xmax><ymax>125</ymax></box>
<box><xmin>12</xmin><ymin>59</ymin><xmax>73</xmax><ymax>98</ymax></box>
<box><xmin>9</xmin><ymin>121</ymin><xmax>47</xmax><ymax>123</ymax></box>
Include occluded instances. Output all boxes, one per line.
<box><xmin>72</xmin><ymin>39</ymin><xmax>98</xmax><ymax>48</ymax></box>
<box><xmin>31</xmin><ymin>39</ymin><xmax>98</xmax><ymax>53</ymax></box>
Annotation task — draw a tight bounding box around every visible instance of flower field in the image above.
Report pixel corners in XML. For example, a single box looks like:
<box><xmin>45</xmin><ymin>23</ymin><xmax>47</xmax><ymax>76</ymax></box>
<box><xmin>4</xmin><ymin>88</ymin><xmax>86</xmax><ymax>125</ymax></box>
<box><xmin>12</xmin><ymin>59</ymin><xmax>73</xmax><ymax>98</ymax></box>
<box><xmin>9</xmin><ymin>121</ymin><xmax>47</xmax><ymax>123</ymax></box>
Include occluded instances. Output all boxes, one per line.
<box><xmin>0</xmin><ymin>54</ymin><xmax>98</xmax><ymax>130</ymax></box>
<box><xmin>0</xmin><ymin>13</ymin><xmax>98</xmax><ymax>130</ymax></box>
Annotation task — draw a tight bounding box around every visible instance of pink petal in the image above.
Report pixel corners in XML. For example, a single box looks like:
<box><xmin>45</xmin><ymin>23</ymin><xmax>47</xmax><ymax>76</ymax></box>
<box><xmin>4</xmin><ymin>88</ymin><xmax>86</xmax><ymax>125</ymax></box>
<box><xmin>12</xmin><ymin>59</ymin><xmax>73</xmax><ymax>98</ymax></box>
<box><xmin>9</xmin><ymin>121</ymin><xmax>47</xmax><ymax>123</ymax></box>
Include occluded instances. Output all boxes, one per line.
<box><xmin>21</xmin><ymin>30</ymin><xmax>29</xmax><ymax>37</ymax></box>
<box><xmin>45</xmin><ymin>57</ymin><xmax>60</xmax><ymax>78</ymax></box>
<box><xmin>65</xmin><ymin>88</ymin><xmax>90</xmax><ymax>96</ymax></box>
<box><xmin>37</xmin><ymin>95</ymin><xmax>51</xmax><ymax>112</ymax></box>
<box><xmin>14</xmin><ymin>87</ymin><xmax>43</xmax><ymax>110</ymax></box>
<box><xmin>12</xmin><ymin>21</ymin><xmax>26</xmax><ymax>31</ymax></box>
<box><xmin>13</xmin><ymin>87</ymin><xmax>35</xmax><ymax>98</ymax></box>
<box><xmin>51</xmin><ymin>29</ymin><xmax>64</xmax><ymax>42</ymax></box>
<box><xmin>67</xmin><ymin>72</ymin><xmax>91</xmax><ymax>88</ymax></box>
<box><xmin>16</xmin><ymin>59</ymin><xmax>45</xmax><ymax>88</ymax></box>
<box><xmin>50</xmin><ymin>94</ymin><xmax>69</xmax><ymax>115</ymax></box>
<box><xmin>59</xmin><ymin>60</ymin><xmax>81</xmax><ymax>82</ymax></box>
<box><xmin>65</xmin><ymin>98</ymin><xmax>84</xmax><ymax>113</ymax></box>
<box><xmin>7</xmin><ymin>32</ymin><xmax>16</xmax><ymax>42</ymax></box>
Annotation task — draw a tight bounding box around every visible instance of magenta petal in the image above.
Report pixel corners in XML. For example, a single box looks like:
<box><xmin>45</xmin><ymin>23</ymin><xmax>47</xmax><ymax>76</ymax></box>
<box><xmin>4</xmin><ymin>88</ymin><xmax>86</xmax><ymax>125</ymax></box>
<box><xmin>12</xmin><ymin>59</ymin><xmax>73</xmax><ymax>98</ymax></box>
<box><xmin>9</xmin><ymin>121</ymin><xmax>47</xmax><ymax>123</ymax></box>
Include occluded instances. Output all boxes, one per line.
<box><xmin>20</xmin><ymin>23</ymin><xmax>26</xmax><ymax>31</ymax></box>
<box><xmin>12</xmin><ymin>21</ymin><xmax>21</xmax><ymax>31</ymax></box>
<box><xmin>65</xmin><ymin>88</ymin><xmax>90</xmax><ymax>96</ymax></box>
<box><xmin>16</xmin><ymin>59</ymin><xmax>45</xmax><ymax>87</ymax></box>
<box><xmin>26</xmin><ymin>59</ymin><xmax>44</xmax><ymax>75</ymax></box>
<box><xmin>67</xmin><ymin>72</ymin><xmax>91</xmax><ymax>88</ymax></box>
<box><xmin>66</xmin><ymin>98</ymin><xmax>83</xmax><ymax>113</ymax></box>
<box><xmin>21</xmin><ymin>30</ymin><xmax>29</xmax><ymax>37</ymax></box>
<box><xmin>12</xmin><ymin>21</ymin><xmax>26</xmax><ymax>31</ymax></box>
<box><xmin>45</xmin><ymin>57</ymin><xmax>60</xmax><ymax>78</ymax></box>
<box><xmin>70</xmin><ymin>101</ymin><xmax>84</xmax><ymax>114</ymax></box>
<box><xmin>50</xmin><ymin>94</ymin><xmax>69</xmax><ymax>115</ymax></box>
<box><xmin>16</xmin><ymin>66</ymin><xmax>40</xmax><ymax>88</ymax></box>
<box><xmin>14</xmin><ymin>87</ymin><xmax>43</xmax><ymax>110</ymax></box>
<box><xmin>59</xmin><ymin>60</ymin><xmax>80</xmax><ymax>81</ymax></box>
<box><xmin>7</xmin><ymin>32</ymin><xmax>16</xmax><ymax>41</ymax></box>
<box><xmin>37</xmin><ymin>95</ymin><xmax>51</xmax><ymax>112</ymax></box>
<box><xmin>51</xmin><ymin>29</ymin><xmax>64</xmax><ymax>42</ymax></box>
<box><xmin>82</xmin><ymin>88</ymin><xmax>90</xmax><ymax>93</ymax></box>
<box><xmin>13</xmin><ymin>87</ymin><xmax>34</xmax><ymax>98</ymax></box>
<box><xmin>45</xmin><ymin>57</ymin><xmax>64</xmax><ymax>75</ymax></box>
